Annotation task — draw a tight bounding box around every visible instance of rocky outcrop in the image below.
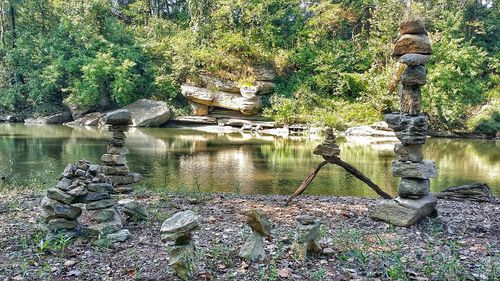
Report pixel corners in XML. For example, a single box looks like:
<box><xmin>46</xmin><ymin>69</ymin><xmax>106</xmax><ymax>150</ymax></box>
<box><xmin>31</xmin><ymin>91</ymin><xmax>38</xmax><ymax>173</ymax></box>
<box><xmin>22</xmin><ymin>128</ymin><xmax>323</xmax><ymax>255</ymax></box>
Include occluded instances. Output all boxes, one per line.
<box><xmin>124</xmin><ymin>99</ymin><xmax>171</xmax><ymax>127</ymax></box>
<box><xmin>25</xmin><ymin>112</ymin><xmax>72</xmax><ymax>124</ymax></box>
<box><xmin>343</xmin><ymin>122</ymin><xmax>396</xmax><ymax>137</ymax></box>
<box><xmin>65</xmin><ymin>112</ymin><xmax>106</xmax><ymax>127</ymax></box>
<box><xmin>181</xmin><ymin>85</ymin><xmax>263</xmax><ymax>116</ymax></box>
<box><xmin>182</xmin><ymin>68</ymin><xmax>276</xmax><ymax>116</ymax></box>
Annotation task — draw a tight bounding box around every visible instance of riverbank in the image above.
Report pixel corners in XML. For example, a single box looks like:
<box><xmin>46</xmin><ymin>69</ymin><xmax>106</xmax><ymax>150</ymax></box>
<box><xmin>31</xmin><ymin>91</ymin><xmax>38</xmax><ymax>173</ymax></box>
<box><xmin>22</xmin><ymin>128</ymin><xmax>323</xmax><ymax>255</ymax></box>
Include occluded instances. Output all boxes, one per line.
<box><xmin>1</xmin><ymin>188</ymin><xmax>498</xmax><ymax>280</ymax></box>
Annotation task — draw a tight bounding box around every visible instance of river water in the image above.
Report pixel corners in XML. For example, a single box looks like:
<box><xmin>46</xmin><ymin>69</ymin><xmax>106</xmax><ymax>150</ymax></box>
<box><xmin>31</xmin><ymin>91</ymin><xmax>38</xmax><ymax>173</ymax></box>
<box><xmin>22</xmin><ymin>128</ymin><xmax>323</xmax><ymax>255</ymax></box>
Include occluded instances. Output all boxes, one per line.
<box><xmin>0</xmin><ymin>124</ymin><xmax>498</xmax><ymax>197</ymax></box>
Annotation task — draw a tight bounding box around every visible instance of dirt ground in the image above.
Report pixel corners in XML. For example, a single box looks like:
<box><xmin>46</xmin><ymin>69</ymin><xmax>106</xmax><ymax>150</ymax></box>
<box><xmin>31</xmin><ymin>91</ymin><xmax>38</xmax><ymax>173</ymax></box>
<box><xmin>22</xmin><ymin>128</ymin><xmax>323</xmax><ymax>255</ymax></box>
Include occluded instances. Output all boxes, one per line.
<box><xmin>0</xmin><ymin>190</ymin><xmax>498</xmax><ymax>280</ymax></box>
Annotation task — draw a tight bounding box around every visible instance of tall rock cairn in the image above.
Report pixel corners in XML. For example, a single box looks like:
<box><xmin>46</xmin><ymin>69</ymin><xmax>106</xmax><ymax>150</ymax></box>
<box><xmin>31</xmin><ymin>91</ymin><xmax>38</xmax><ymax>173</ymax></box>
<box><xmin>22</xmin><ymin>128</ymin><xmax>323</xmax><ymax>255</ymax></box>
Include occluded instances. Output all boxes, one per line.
<box><xmin>101</xmin><ymin>109</ymin><xmax>142</xmax><ymax>193</ymax></box>
<box><xmin>370</xmin><ymin>18</ymin><xmax>438</xmax><ymax>227</ymax></box>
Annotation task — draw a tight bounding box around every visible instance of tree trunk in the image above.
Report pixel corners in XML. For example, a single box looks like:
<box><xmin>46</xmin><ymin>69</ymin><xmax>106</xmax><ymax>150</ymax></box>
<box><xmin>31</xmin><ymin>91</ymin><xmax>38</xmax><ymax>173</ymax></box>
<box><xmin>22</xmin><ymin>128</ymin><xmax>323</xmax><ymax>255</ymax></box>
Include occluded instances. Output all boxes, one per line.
<box><xmin>9</xmin><ymin>2</ymin><xmax>15</xmax><ymax>48</ymax></box>
<box><xmin>0</xmin><ymin>1</ymin><xmax>5</xmax><ymax>47</ymax></box>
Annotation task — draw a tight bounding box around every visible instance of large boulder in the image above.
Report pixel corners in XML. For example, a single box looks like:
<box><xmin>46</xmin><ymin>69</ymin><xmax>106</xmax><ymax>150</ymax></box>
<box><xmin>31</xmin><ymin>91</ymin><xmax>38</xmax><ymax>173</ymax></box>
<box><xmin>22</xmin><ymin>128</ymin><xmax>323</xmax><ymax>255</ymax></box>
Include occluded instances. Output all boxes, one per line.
<box><xmin>25</xmin><ymin>112</ymin><xmax>72</xmax><ymax>124</ymax></box>
<box><xmin>181</xmin><ymin>85</ymin><xmax>262</xmax><ymax>116</ymax></box>
<box><xmin>65</xmin><ymin>112</ymin><xmax>106</xmax><ymax>127</ymax></box>
<box><xmin>124</xmin><ymin>99</ymin><xmax>171</xmax><ymax>127</ymax></box>
<box><xmin>370</xmin><ymin>194</ymin><xmax>437</xmax><ymax>227</ymax></box>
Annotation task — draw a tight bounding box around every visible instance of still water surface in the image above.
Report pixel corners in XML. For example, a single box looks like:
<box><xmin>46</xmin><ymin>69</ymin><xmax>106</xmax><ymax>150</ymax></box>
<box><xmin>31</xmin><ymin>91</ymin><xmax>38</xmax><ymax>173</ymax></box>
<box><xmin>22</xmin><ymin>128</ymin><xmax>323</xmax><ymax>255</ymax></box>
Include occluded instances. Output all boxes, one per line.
<box><xmin>1</xmin><ymin>124</ymin><xmax>498</xmax><ymax>197</ymax></box>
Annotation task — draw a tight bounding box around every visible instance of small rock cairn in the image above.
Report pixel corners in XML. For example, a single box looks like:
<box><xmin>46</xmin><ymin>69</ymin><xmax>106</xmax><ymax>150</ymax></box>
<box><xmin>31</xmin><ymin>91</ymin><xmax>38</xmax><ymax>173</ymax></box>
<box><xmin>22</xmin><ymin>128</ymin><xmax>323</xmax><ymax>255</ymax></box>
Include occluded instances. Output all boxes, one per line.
<box><xmin>42</xmin><ymin>160</ymin><xmax>130</xmax><ymax>244</ymax></box>
<box><xmin>370</xmin><ymin>18</ymin><xmax>438</xmax><ymax>226</ymax></box>
<box><xmin>239</xmin><ymin>209</ymin><xmax>271</xmax><ymax>262</ymax></box>
<box><xmin>292</xmin><ymin>215</ymin><xmax>321</xmax><ymax>261</ymax></box>
<box><xmin>160</xmin><ymin>210</ymin><xmax>200</xmax><ymax>279</ymax></box>
<box><xmin>101</xmin><ymin>109</ymin><xmax>142</xmax><ymax>193</ymax></box>
<box><xmin>313</xmin><ymin>128</ymin><xmax>340</xmax><ymax>157</ymax></box>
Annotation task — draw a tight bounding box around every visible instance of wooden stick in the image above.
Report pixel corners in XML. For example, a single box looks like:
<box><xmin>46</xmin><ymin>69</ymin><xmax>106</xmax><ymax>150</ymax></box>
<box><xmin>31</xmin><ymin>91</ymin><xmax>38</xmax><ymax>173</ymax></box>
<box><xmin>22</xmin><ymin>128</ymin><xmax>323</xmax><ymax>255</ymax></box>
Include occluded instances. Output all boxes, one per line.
<box><xmin>284</xmin><ymin>161</ymin><xmax>328</xmax><ymax>206</ymax></box>
<box><xmin>323</xmin><ymin>156</ymin><xmax>393</xmax><ymax>200</ymax></box>
<box><xmin>285</xmin><ymin>156</ymin><xmax>392</xmax><ymax>206</ymax></box>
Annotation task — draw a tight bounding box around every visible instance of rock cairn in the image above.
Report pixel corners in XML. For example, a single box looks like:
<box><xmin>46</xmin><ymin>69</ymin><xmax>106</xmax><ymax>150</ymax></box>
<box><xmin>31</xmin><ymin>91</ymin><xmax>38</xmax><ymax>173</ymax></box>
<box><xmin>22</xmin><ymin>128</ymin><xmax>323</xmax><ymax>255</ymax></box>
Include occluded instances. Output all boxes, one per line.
<box><xmin>370</xmin><ymin>18</ymin><xmax>438</xmax><ymax>227</ymax></box>
<box><xmin>292</xmin><ymin>215</ymin><xmax>321</xmax><ymax>261</ymax></box>
<box><xmin>239</xmin><ymin>209</ymin><xmax>271</xmax><ymax>262</ymax></box>
<box><xmin>101</xmin><ymin>109</ymin><xmax>142</xmax><ymax>193</ymax></box>
<box><xmin>313</xmin><ymin>128</ymin><xmax>340</xmax><ymax>157</ymax></box>
<box><xmin>42</xmin><ymin>160</ymin><xmax>130</xmax><ymax>244</ymax></box>
<box><xmin>160</xmin><ymin>210</ymin><xmax>200</xmax><ymax>279</ymax></box>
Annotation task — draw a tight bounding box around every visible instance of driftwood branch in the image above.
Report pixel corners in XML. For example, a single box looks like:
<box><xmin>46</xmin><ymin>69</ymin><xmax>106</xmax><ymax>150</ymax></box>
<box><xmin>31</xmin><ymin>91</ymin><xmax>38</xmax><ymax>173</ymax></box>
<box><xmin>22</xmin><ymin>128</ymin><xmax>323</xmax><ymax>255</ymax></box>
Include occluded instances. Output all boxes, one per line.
<box><xmin>285</xmin><ymin>156</ymin><xmax>392</xmax><ymax>206</ymax></box>
<box><xmin>435</xmin><ymin>183</ymin><xmax>496</xmax><ymax>203</ymax></box>
<box><xmin>285</xmin><ymin>161</ymin><xmax>328</xmax><ymax>206</ymax></box>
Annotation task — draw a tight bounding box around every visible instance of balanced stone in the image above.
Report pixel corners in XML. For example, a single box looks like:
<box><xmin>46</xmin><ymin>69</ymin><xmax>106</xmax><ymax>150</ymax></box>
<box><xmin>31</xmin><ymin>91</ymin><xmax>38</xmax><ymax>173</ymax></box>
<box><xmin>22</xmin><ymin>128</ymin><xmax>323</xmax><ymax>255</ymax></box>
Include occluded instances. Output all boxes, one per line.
<box><xmin>48</xmin><ymin>218</ymin><xmax>77</xmax><ymax>231</ymax></box>
<box><xmin>81</xmin><ymin>192</ymin><xmax>111</xmax><ymax>202</ymax></box>
<box><xmin>108</xmin><ymin>138</ymin><xmax>126</xmax><ymax>147</ymax></box>
<box><xmin>112</xmin><ymin>130</ymin><xmax>127</xmax><ymax>140</ymax></box>
<box><xmin>61</xmin><ymin>164</ymin><xmax>76</xmax><ymax>178</ymax></box>
<box><xmin>245</xmin><ymin>209</ymin><xmax>271</xmax><ymax>237</ymax></box>
<box><xmin>101</xmin><ymin>154</ymin><xmax>127</xmax><ymax>166</ymax></box>
<box><xmin>398</xmin><ymin>178</ymin><xmax>430</xmax><ymax>198</ymax></box>
<box><xmin>86</xmin><ymin>199</ymin><xmax>116</xmax><ymax>210</ymax></box>
<box><xmin>392</xmin><ymin>160</ymin><xmax>437</xmax><ymax>179</ymax></box>
<box><xmin>370</xmin><ymin>194</ymin><xmax>437</xmax><ymax>227</ymax></box>
<box><xmin>87</xmin><ymin>183</ymin><xmax>114</xmax><ymax>193</ymax></box>
<box><xmin>402</xmin><ymin>65</ymin><xmax>427</xmax><ymax>85</ymax></box>
<box><xmin>42</xmin><ymin>197</ymin><xmax>82</xmax><ymax>220</ymax></box>
<box><xmin>107</xmin><ymin>145</ymin><xmax>129</xmax><ymax>155</ymax></box>
<box><xmin>56</xmin><ymin>178</ymin><xmax>73</xmax><ymax>191</ymax></box>
<box><xmin>239</xmin><ymin>232</ymin><xmax>265</xmax><ymax>262</ymax></box>
<box><xmin>385</xmin><ymin>114</ymin><xmax>428</xmax><ymax>145</ymax></box>
<box><xmin>239</xmin><ymin>209</ymin><xmax>271</xmax><ymax>261</ymax></box>
<box><xmin>169</xmin><ymin>244</ymin><xmax>196</xmax><ymax>280</ymax></box>
<box><xmin>292</xmin><ymin>215</ymin><xmax>321</xmax><ymax>261</ymax></box>
<box><xmin>105</xmin><ymin>109</ymin><xmax>132</xmax><ymax>125</ymax></box>
<box><xmin>109</xmin><ymin>124</ymin><xmax>130</xmax><ymax>132</ymax></box>
<box><xmin>394</xmin><ymin>143</ymin><xmax>423</xmax><ymax>163</ymax></box>
<box><xmin>313</xmin><ymin>128</ymin><xmax>340</xmax><ymax>157</ymax></box>
<box><xmin>94</xmin><ymin>229</ymin><xmax>131</xmax><ymax>246</ymax></box>
<box><xmin>393</xmin><ymin>34</ymin><xmax>432</xmax><ymax>56</ymax></box>
<box><xmin>399</xmin><ymin>19</ymin><xmax>427</xmax><ymax>35</ymax></box>
<box><xmin>398</xmin><ymin>54</ymin><xmax>430</xmax><ymax>66</ymax></box>
<box><xmin>47</xmin><ymin>187</ymin><xmax>75</xmax><ymax>204</ymax></box>
<box><xmin>160</xmin><ymin>210</ymin><xmax>199</xmax><ymax>279</ymax></box>
<box><xmin>87</xmin><ymin>219</ymin><xmax>123</xmax><ymax>238</ymax></box>
<box><xmin>160</xmin><ymin>210</ymin><xmax>199</xmax><ymax>244</ymax></box>
<box><xmin>90</xmin><ymin>208</ymin><xmax>118</xmax><ymax>222</ymax></box>
<box><xmin>399</xmin><ymin>85</ymin><xmax>422</xmax><ymax>116</ymax></box>
<box><xmin>118</xmin><ymin>199</ymin><xmax>148</xmax><ymax>221</ymax></box>
<box><xmin>99</xmin><ymin>165</ymin><xmax>130</xmax><ymax>175</ymax></box>
<box><xmin>74</xmin><ymin>169</ymin><xmax>86</xmax><ymax>177</ymax></box>
<box><xmin>67</xmin><ymin>185</ymin><xmax>88</xmax><ymax>197</ymax></box>
<box><xmin>108</xmin><ymin>173</ymin><xmax>142</xmax><ymax>186</ymax></box>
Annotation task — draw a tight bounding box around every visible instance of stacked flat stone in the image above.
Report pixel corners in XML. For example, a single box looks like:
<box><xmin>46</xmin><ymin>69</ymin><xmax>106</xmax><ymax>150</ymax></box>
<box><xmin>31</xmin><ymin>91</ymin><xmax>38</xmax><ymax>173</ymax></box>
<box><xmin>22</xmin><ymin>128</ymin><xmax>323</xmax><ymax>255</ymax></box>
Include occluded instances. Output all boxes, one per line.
<box><xmin>160</xmin><ymin>210</ymin><xmax>200</xmax><ymax>279</ymax></box>
<box><xmin>313</xmin><ymin>128</ymin><xmax>340</xmax><ymax>157</ymax></box>
<box><xmin>370</xmin><ymin>18</ymin><xmax>438</xmax><ymax>227</ymax></box>
<box><xmin>239</xmin><ymin>209</ymin><xmax>271</xmax><ymax>262</ymax></box>
<box><xmin>101</xmin><ymin>109</ymin><xmax>141</xmax><ymax>193</ymax></box>
<box><xmin>42</xmin><ymin>160</ymin><xmax>130</xmax><ymax>244</ymax></box>
<box><xmin>292</xmin><ymin>215</ymin><xmax>321</xmax><ymax>261</ymax></box>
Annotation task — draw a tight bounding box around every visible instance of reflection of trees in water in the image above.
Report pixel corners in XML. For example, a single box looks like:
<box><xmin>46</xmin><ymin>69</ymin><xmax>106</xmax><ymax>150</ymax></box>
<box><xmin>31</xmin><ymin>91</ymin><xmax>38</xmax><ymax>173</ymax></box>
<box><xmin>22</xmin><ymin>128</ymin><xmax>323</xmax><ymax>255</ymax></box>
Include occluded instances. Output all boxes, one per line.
<box><xmin>1</xmin><ymin>124</ymin><xmax>498</xmax><ymax>196</ymax></box>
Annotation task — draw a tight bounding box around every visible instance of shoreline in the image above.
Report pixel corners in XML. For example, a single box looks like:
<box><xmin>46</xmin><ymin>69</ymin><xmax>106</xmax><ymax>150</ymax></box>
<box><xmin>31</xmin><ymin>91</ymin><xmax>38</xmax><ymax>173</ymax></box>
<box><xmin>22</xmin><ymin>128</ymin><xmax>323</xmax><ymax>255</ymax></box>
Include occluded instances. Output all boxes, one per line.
<box><xmin>1</xmin><ymin>120</ymin><xmax>498</xmax><ymax>141</ymax></box>
<box><xmin>1</xmin><ymin>190</ymin><xmax>498</xmax><ymax>280</ymax></box>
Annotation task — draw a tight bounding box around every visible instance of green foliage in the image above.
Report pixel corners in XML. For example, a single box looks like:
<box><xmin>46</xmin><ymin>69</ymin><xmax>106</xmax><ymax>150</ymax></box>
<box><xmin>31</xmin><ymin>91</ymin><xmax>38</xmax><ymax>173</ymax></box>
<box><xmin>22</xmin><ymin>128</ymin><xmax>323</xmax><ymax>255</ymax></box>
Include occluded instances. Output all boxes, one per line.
<box><xmin>0</xmin><ymin>0</ymin><xmax>498</xmax><ymax>132</ymax></box>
